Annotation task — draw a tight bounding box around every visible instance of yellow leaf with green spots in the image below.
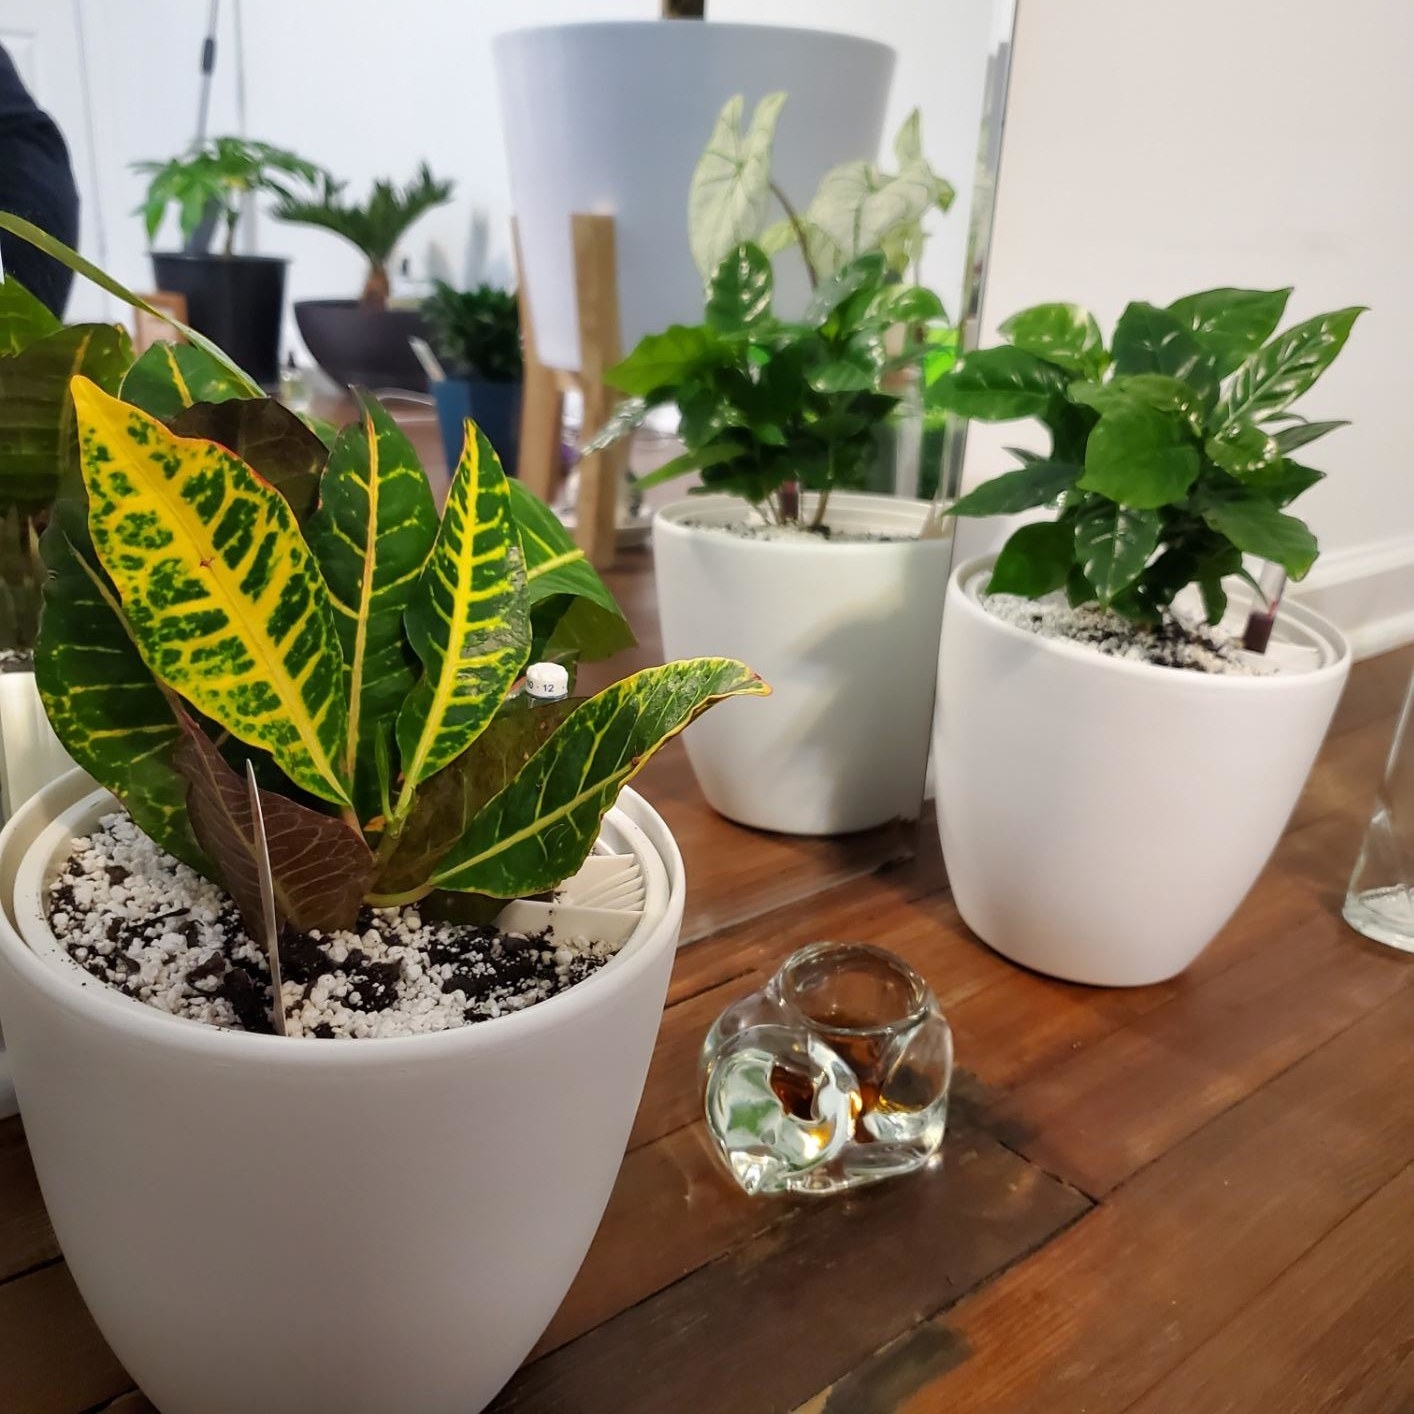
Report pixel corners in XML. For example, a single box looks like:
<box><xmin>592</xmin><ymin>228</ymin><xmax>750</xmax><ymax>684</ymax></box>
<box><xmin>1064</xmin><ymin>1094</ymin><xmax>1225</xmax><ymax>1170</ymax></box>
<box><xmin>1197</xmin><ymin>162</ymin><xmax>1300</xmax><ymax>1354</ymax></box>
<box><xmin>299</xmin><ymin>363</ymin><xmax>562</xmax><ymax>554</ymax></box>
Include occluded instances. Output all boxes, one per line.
<box><xmin>70</xmin><ymin>375</ymin><xmax>351</xmax><ymax>805</ymax></box>
<box><xmin>393</xmin><ymin>422</ymin><xmax>530</xmax><ymax>813</ymax></box>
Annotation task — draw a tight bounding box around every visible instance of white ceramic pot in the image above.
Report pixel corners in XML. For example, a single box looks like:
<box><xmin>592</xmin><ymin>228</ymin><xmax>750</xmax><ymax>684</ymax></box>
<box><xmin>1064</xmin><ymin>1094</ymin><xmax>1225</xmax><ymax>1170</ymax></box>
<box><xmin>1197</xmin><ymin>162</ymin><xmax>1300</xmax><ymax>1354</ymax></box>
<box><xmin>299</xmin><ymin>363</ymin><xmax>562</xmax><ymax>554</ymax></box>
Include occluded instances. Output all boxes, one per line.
<box><xmin>495</xmin><ymin>21</ymin><xmax>894</xmax><ymax>372</ymax></box>
<box><xmin>654</xmin><ymin>494</ymin><xmax>952</xmax><ymax>835</ymax></box>
<box><xmin>0</xmin><ymin>770</ymin><xmax>685</xmax><ymax>1414</ymax></box>
<box><xmin>0</xmin><ymin>668</ymin><xmax>75</xmax><ymax>821</ymax></box>
<box><xmin>934</xmin><ymin>555</ymin><xmax>1352</xmax><ymax>986</ymax></box>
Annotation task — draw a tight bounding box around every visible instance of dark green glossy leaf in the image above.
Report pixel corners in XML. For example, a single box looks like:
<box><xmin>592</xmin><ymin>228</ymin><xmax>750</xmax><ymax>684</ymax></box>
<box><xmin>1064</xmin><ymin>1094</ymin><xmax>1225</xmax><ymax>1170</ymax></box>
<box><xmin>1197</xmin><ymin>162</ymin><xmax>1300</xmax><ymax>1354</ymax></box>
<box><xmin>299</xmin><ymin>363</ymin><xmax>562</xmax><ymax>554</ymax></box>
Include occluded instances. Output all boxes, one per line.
<box><xmin>1205</xmin><ymin>422</ymin><xmax>1279</xmax><ymax>476</ymax></box>
<box><xmin>803</xmin><ymin>253</ymin><xmax>888</xmax><ymax>328</ymax></box>
<box><xmin>1073</xmin><ymin>501</ymin><xmax>1161</xmax><ymax>604</ymax></box>
<box><xmin>1239</xmin><ymin>458</ymin><xmax>1325</xmax><ymax>508</ymax></box>
<box><xmin>1219</xmin><ymin>306</ymin><xmax>1365</xmax><ymax>426</ymax></box>
<box><xmin>1068</xmin><ymin>373</ymin><xmax>1205</xmax><ymax>434</ymax></box>
<box><xmin>307</xmin><ymin>392</ymin><xmax>439</xmax><ymax>822</ymax></box>
<box><xmin>1271</xmin><ymin>418</ymin><xmax>1349</xmax><ymax>454</ymax></box>
<box><xmin>169</xmin><ymin>397</ymin><xmax>328</xmax><ymax>522</ymax></box>
<box><xmin>428</xmin><ymin>659</ymin><xmax>769</xmax><ymax>897</ymax></box>
<box><xmin>635</xmin><ymin>443</ymin><xmax>742</xmax><ymax>489</ymax></box>
<box><xmin>987</xmin><ymin>521</ymin><xmax>1076</xmax><ymax>597</ymax></box>
<box><xmin>706</xmin><ymin>244</ymin><xmax>773</xmax><ymax>332</ymax></box>
<box><xmin>1166</xmin><ymin>287</ymin><xmax>1290</xmax><ymax>378</ymax></box>
<box><xmin>1000</xmin><ymin>303</ymin><xmax>1106</xmax><ymax>377</ymax></box>
<box><xmin>1110</xmin><ymin>302</ymin><xmax>1218</xmax><ymax>408</ymax></box>
<box><xmin>1078</xmin><ymin>403</ymin><xmax>1200</xmax><ymax>508</ymax></box>
<box><xmin>949</xmin><ymin>461</ymin><xmax>1081</xmax><ymax>517</ymax></box>
<box><xmin>932</xmin><ymin>346</ymin><xmax>1070</xmax><ymax>420</ymax></box>
<box><xmin>808</xmin><ymin>358</ymin><xmax>875</xmax><ymax>393</ymax></box>
<box><xmin>869</xmin><ymin>284</ymin><xmax>945</xmax><ymax>326</ymax></box>
<box><xmin>0</xmin><ymin>276</ymin><xmax>60</xmax><ymax>354</ymax></box>
<box><xmin>120</xmin><ymin>342</ymin><xmax>251</xmax><ymax>420</ymax></box>
<box><xmin>0</xmin><ymin>323</ymin><xmax>132</xmax><ymax>511</ymax></box>
<box><xmin>1198</xmin><ymin>575</ymin><xmax>1228</xmax><ymax>625</ymax></box>
<box><xmin>607</xmin><ymin>325</ymin><xmax>725</xmax><ymax>397</ymax></box>
<box><xmin>1199</xmin><ymin>495</ymin><xmax>1318</xmax><ymax>579</ymax></box>
<box><xmin>173</xmin><ymin>711</ymin><xmax>373</xmax><ymax>935</ymax></box>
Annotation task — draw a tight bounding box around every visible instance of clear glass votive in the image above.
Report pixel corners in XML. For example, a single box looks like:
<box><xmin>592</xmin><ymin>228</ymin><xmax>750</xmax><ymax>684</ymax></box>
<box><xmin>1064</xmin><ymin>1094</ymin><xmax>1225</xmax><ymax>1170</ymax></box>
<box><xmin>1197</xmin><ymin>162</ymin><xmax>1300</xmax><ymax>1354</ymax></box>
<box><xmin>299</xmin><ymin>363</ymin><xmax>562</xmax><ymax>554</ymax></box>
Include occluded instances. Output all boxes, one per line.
<box><xmin>700</xmin><ymin>941</ymin><xmax>953</xmax><ymax>1196</ymax></box>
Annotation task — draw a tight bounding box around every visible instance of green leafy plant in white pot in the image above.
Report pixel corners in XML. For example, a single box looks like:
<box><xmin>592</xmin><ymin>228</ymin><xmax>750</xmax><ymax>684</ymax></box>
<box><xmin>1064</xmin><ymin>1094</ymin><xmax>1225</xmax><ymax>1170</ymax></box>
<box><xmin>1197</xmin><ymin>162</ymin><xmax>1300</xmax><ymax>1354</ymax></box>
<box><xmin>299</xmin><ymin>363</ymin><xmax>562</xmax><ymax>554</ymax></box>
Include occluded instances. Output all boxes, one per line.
<box><xmin>933</xmin><ymin>290</ymin><xmax>1361</xmax><ymax>985</ymax></box>
<box><xmin>0</xmin><ymin>219</ymin><xmax>764</xmax><ymax>1411</ymax></box>
<box><xmin>591</xmin><ymin>97</ymin><xmax>957</xmax><ymax>836</ymax></box>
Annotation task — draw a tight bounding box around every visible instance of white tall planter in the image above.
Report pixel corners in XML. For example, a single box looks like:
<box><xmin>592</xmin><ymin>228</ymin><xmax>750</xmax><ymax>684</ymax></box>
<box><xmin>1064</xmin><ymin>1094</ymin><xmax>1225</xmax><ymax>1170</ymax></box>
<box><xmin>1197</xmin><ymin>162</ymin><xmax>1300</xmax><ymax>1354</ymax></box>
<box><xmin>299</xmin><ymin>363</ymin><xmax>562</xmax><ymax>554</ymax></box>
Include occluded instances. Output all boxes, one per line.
<box><xmin>654</xmin><ymin>495</ymin><xmax>952</xmax><ymax>836</ymax></box>
<box><xmin>495</xmin><ymin>22</ymin><xmax>894</xmax><ymax>372</ymax></box>
<box><xmin>0</xmin><ymin>770</ymin><xmax>685</xmax><ymax>1414</ymax></box>
<box><xmin>934</xmin><ymin>556</ymin><xmax>1352</xmax><ymax>986</ymax></box>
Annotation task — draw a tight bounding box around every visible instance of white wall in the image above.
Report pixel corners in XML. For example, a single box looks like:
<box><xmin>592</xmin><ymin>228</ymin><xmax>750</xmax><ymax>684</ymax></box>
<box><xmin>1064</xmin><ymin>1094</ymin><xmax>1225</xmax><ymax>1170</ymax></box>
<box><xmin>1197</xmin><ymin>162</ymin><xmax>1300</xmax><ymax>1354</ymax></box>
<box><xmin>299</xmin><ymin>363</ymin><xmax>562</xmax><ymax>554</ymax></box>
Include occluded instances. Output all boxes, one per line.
<box><xmin>961</xmin><ymin>0</ymin><xmax>1414</xmax><ymax>653</ymax></box>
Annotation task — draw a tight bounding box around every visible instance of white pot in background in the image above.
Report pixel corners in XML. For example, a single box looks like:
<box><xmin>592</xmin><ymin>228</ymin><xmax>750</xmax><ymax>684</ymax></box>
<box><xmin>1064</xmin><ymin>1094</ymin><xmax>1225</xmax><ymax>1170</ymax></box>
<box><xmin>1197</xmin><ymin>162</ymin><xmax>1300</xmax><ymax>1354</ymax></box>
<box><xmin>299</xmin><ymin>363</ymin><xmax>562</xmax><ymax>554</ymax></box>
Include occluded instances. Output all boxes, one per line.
<box><xmin>934</xmin><ymin>555</ymin><xmax>1352</xmax><ymax>986</ymax></box>
<box><xmin>654</xmin><ymin>494</ymin><xmax>952</xmax><ymax>835</ymax></box>
<box><xmin>495</xmin><ymin>22</ymin><xmax>894</xmax><ymax>372</ymax></box>
<box><xmin>0</xmin><ymin>770</ymin><xmax>685</xmax><ymax>1414</ymax></box>
<box><xmin>0</xmin><ymin>668</ymin><xmax>74</xmax><ymax>821</ymax></box>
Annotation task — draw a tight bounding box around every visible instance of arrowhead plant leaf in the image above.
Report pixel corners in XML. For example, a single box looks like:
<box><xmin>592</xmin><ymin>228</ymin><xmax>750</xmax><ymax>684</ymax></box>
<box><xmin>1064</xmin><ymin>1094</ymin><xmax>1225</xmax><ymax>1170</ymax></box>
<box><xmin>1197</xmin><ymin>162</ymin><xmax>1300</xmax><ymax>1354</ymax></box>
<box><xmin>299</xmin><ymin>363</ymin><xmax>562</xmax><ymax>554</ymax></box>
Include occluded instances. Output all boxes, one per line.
<box><xmin>394</xmin><ymin>422</ymin><xmax>531</xmax><ymax>809</ymax></box>
<box><xmin>70</xmin><ymin>376</ymin><xmax>352</xmax><ymax>805</ymax></box>
<box><xmin>307</xmin><ymin>392</ymin><xmax>439</xmax><ymax>821</ymax></box>
<box><xmin>427</xmin><ymin>659</ymin><xmax>769</xmax><ymax>899</ymax></box>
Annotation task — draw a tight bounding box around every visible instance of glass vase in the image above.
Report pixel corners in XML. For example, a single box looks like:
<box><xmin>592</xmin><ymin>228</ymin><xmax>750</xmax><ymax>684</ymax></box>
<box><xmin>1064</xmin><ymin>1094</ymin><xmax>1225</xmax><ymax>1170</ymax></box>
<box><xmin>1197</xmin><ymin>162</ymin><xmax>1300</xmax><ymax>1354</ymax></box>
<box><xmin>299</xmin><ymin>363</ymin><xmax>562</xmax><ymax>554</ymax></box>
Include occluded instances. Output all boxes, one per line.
<box><xmin>700</xmin><ymin>941</ymin><xmax>952</xmax><ymax>1196</ymax></box>
<box><xmin>1343</xmin><ymin>663</ymin><xmax>1414</xmax><ymax>952</ymax></box>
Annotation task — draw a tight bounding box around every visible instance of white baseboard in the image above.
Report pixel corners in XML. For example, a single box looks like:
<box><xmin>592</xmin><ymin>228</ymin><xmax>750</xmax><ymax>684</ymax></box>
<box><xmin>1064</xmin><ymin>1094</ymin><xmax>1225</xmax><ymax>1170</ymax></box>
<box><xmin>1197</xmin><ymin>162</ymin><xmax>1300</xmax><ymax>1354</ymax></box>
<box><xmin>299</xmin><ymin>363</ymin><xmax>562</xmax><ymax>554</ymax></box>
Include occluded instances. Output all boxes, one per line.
<box><xmin>1290</xmin><ymin>535</ymin><xmax>1414</xmax><ymax>660</ymax></box>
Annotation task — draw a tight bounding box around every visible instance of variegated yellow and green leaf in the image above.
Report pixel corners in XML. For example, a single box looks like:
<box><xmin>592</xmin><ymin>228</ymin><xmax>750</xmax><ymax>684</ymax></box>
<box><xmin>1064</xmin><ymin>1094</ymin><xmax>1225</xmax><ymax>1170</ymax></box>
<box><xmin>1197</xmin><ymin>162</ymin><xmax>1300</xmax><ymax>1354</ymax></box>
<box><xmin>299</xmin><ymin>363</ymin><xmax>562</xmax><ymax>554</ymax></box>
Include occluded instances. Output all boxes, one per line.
<box><xmin>0</xmin><ymin>275</ymin><xmax>61</xmax><ymax>354</ymax></box>
<box><xmin>35</xmin><ymin>501</ymin><xmax>207</xmax><ymax>871</ymax></box>
<box><xmin>428</xmin><ymin>658</ymin><xmax>768</xmax><ymax>898</ymax></box>
<box><xmin>393</xmin><ymin>423</ymin><xmax>530</xmax><ymax>813</ymax></box>
<box><xmin>120</xmin><ymin>342</ymin><xmax>251</xmax><ymax>421</ymax></box>
<box><xmin>0</xmin><ymin>322</ymin><xmax>132</xmax><ymax>510</ymax></box>
<box><xmin>70</xmin><ymin>375</ymin><xmax>351</xmax><ymax>805</ymax></box>
<box><xmin>506</xmin><ymin>475</ymin><xmax>634</xmax><ymax>663</ymax></box>
<box><xmin>307</xmin><ymin>392</ymin><xmax>438</xmax><ymax>822</ymax></box>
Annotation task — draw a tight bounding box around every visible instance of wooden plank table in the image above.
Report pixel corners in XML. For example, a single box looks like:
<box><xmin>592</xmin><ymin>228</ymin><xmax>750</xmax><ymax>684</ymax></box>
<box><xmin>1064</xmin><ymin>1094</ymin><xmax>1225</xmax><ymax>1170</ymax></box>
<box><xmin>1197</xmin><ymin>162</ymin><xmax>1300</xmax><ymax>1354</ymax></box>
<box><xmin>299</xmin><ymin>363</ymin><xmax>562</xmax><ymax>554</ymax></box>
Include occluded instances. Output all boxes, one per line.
<box><xmin>2</xmin><ymin>532</ymin><xmax>1411</xmax><ymax>1410</ymax></box>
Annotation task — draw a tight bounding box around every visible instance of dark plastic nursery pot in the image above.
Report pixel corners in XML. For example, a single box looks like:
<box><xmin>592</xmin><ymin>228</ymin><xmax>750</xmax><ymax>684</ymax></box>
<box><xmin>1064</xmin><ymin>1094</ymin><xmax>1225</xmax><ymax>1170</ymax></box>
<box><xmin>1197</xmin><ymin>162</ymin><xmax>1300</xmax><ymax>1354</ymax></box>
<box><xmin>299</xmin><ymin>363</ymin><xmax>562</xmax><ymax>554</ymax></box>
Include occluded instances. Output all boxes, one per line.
<box><xmin>151</xmin><ymin>253</ymin><xmax>287</xmax><ymax>388</ymax></box>
<box><xmin>434</xmin><ymin>377</ymin><xmax>523</xmax><ymax>476</ymax></box>
<box><xmin>294</xmin><ymin>299</ymin><xmax>430</xmax><ymax>392</ymax></box>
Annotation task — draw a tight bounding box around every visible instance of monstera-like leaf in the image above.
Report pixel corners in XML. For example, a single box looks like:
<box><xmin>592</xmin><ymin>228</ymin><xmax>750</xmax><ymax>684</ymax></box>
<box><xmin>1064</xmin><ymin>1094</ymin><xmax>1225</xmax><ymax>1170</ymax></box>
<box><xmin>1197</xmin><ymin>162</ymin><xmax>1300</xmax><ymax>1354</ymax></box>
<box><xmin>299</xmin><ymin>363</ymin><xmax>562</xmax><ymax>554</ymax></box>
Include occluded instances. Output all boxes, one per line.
<box><xmin>688</xmin><ymin>92</ymin><xmax>787</xmax><ymax>282</ymax></box>
<box><xmin>307</xmin><ymin>392</ymin><xmax>439</xmax><ymax>821</ymax></box>
<box><xmin>427</xmin><ymin>659</ymin><xmax>768</xmax><ymax>898</ymax></box>
<box><xmin>392</xmin><ymin>423</ymin><xmax>531</xmax><ymax>812</ymax></box>
<box><xmin>69</xmin><ymin>376</ymin><xmax>351</xmax><ymax>805</ymax></box>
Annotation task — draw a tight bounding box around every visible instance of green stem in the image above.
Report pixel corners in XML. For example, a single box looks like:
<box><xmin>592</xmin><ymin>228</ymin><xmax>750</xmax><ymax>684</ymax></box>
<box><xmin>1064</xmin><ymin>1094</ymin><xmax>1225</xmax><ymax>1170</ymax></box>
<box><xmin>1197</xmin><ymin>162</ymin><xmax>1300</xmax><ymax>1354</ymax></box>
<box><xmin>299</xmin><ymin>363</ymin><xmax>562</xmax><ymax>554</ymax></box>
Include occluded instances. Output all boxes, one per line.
<box><xmin>769</xmin><ymin>180</ymin><xmax>818</xmax><ymax>291</ymax></box>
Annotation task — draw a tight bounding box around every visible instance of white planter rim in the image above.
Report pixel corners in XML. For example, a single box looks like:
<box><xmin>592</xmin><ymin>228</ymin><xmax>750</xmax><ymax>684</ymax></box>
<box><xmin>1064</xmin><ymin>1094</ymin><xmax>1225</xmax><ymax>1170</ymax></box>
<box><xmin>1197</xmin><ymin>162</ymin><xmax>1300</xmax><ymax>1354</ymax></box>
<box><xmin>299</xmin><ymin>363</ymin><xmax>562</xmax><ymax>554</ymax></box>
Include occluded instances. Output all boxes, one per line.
<box><xmin>0</xmin><ymin>772</ymin><xmax>682</xmax><ymax>1069</ymax></box>
<box><xmin>654</xmin><ymin>492</ymin><xmax>950</xmax><ymax>555</ymax></box>
<box><xmin>495</xmin><ymin>20</ymin><xmax>895</xmax><ymax>63</ymax></box>
<box><xmin>952</xmin><ymin>552</ymin><xmax>1351</xmax><ymax>692</ymax></box>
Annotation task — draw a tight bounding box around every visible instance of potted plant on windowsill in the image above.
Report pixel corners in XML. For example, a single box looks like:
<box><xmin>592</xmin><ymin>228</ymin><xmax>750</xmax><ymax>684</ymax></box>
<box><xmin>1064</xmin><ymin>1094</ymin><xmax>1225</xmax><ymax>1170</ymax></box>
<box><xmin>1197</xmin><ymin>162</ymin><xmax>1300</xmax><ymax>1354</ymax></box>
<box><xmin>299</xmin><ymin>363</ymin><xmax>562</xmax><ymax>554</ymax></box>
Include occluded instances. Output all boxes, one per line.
<box><xmin>276</xmin><ymin>163</ymin><xmax>452</xmax><ymax>391</ymax></box>
<box><xmin>134</xmin><ymin>136</ymin><xmax>322</xmax><ymax>386</ymax></box>
<box><xmin>590</xmin><ymin>98</ymin><xmax>955</xmax><ymax>836</ymax></box>
<box><xmin>423</xmin><ymin>279</ymin><xmax>524</xmax><ymax>476</ymax></box>
<box><xmin>933</xmin><ymin>290</ymin><xmax>1362</xmax><ymax>985</ymax></box>
<box><xmin>0</xmin><ymin>220</ymin><xmax>764</xmax><ymax>1412</ymax></box>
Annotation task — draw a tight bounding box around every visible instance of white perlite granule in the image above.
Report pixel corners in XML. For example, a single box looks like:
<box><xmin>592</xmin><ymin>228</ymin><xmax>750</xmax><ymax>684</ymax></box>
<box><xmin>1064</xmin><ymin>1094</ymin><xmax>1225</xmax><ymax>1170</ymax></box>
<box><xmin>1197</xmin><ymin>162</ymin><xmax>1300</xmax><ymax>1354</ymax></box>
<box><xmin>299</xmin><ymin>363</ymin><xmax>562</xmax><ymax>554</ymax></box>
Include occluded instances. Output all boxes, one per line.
<box><xmin>47</xmin><ymin>812</ymin><xmax>623</xmax><ymax>1040</ymax></box>
<box><xmin>682</xmin><ymin>519</ymin><xmax>909</xmax><ymax>544</ymax></box>
<box><xmin>982</xmin><ymin>593</ymin><xmax>1273</xmax><ymax>677</ymax></box>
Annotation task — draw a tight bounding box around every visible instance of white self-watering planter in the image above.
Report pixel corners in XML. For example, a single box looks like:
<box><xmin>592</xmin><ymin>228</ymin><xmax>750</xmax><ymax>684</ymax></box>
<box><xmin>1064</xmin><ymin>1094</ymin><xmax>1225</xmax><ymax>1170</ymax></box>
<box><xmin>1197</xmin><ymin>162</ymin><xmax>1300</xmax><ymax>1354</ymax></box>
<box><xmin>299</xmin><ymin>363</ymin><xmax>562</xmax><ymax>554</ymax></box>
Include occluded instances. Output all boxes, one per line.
<box><xmin>654</xmin><ymin>494</ymin><xmax>953</xmax><ymax>836</ymax></box>
<box><xmin>495</xmin><ymin>21</ymin><xmax>894</xmax><ymax>372</ymax></box>
<box><xmin>0</xmin><ymin>769</ymin><xmax>685</xmax><ymax>1414</ymax></box>
<box><xmin>934</xmin><ymin>555</ymin><xmax>1352</xmax><ymax>986</ymax></box>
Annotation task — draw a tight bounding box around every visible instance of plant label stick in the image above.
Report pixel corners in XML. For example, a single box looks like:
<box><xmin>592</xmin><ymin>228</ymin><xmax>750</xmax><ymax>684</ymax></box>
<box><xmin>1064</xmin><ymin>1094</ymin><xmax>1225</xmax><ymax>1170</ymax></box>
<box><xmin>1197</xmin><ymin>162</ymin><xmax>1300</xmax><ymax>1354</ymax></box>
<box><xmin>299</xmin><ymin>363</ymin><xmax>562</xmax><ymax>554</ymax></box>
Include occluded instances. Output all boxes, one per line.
<box><xmin>246</xmin><ymin>760</ymin><xmax>293</xmax><ymax>1038</ymax></box>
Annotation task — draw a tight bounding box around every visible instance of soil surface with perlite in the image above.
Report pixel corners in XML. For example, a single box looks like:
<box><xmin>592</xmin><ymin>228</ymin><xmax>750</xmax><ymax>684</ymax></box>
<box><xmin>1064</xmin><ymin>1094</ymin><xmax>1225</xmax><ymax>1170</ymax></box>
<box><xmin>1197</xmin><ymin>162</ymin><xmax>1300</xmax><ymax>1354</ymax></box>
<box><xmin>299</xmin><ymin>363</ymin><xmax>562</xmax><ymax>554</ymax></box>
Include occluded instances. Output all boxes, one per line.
<box><xmin>46</xmin><ymin>813</ymin><xmax>621</xmax><ymax>1039</ymax></box>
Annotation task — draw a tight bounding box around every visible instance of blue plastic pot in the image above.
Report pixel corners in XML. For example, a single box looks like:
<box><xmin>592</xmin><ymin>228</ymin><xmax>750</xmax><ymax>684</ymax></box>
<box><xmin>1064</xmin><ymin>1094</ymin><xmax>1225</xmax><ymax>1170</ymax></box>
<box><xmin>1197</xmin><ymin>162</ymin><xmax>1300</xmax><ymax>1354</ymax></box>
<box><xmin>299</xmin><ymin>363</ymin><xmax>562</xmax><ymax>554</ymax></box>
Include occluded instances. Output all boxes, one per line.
<box><xmin>434</xmin><ymin>377</ymin><xmax>523</xmax><ymax>477</ymax></box>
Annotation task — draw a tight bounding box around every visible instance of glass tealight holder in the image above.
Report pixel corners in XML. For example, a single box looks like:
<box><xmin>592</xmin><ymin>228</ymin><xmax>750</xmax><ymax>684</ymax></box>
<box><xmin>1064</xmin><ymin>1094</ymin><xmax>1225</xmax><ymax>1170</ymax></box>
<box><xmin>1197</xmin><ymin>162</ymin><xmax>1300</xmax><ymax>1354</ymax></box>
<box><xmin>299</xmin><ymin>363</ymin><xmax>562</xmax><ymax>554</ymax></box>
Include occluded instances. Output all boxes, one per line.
<box><xmin>700</xmin><ymin>941</ymin><xmax>952</xmax><ymax>1196</ymax></box>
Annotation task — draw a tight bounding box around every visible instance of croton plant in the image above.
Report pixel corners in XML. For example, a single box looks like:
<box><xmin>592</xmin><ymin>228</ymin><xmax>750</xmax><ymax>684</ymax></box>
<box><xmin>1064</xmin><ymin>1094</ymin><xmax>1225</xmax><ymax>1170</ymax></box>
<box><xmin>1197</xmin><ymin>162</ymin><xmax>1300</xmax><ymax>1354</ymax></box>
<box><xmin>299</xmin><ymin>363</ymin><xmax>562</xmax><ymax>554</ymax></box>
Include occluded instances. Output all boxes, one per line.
<box><xmin>0</xmin><ymin>215</ymin><xmax>766</xmax><ymax>940</ymax></box>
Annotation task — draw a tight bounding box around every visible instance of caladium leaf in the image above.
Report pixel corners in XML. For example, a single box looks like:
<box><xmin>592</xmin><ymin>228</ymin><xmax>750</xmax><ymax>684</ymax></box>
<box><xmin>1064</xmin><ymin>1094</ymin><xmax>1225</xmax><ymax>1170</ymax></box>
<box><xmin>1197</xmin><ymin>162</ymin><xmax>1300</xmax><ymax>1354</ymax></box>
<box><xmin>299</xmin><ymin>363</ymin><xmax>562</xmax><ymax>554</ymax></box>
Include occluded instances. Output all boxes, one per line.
<box><xmin>307</xmin><ymin>392</ymin><xmax>439</xmax><ymax>822</ymax></box>
<box><xmin>71</xmin><ymin>376</ymin><xmax>352</xmax><ymax>805</ymax></box>
<box><xmin>0</xmin><ymin>276</ymin><xmax>60</xmax><ymax>354</ymax></box>
<box><xmin>169</xmin><ymin>398</ymin><xmax>328</xmax><ymax>523</ymax></box>
<box><xmin>0</xmin><ymin>323</ymin><xmax>132</xmax><ymax>511</ymax></box>
<box><xmin>429</xmin><ymin>658</ymin><xmax>768</xmax><ymax>898</ymax></box>
<box><xmin>507</xmin><ymin>477</ymin><xmax>634</xmax><ymax>664</ymax></box>
<box><xmin>35</xmin><ymin>506</ymin><xmax>207</xmax><ymax>871</ymax></box>
<box><xmin>0</xmin><ymin>212</ymin><xmax>261</xmax><ymax>393</ymax></box>
<box><xmin>688</xmin><ymin>92</ymin><xmax>787</xmax><ymax>282</ymax></box>
<box><xmin>371</xmin><ymin>694</ymin><xmax>576</xmax><ymax>900</ymax></box>
<box><xmin>120</xmin><ymin>342</ymin><xmax>252</xmax><ymax>421</ymax></box>
<box><xmin>173</xmin><ymin>711</ymin><xmax>373</xmax><ymax>935</ymax></box>
<box><xmin>394</xmin><ymin>422</ymin><xmax>531</xmax><ymax>810</ymax></box>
